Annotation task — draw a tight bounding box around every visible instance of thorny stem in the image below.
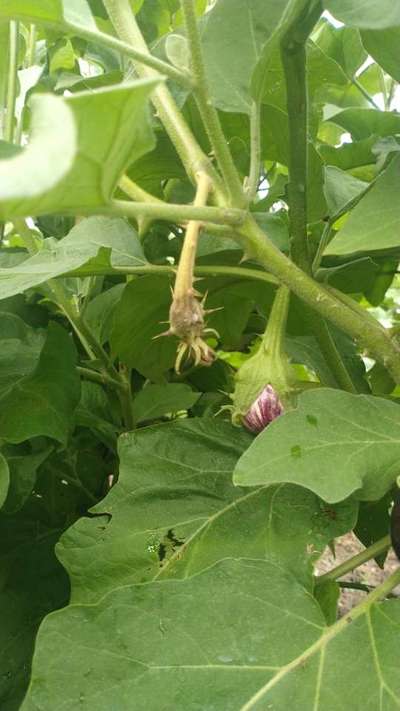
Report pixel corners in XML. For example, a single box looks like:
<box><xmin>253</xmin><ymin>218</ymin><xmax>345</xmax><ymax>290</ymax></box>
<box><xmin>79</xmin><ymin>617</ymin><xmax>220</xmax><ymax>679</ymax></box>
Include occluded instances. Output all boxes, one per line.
<box><xmin>317</xmin><ymin>535</ymin><xmax>391</xmax><ymax>583</ymax></box>
<box><xmin>180</xmin><ymin>0</ymin><xmax>245</xmax><ymax>207</ymax></box>
<box><xmin>173</xmin><ymin>173</ymin><xmax>211</xmax><ymax>299</ymax></box>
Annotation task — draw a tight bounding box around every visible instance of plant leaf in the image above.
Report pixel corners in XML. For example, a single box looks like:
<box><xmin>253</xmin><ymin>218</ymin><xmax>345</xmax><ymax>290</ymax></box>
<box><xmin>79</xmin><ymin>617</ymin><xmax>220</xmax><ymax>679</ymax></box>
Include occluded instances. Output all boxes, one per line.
<box><xmin>201</xmin><ymin>0</ymin><xmax>291</xmax><ymax>114</ymax></box>
<box><xmin>0</xmin><ymin>94</ymin><xmax>77</xmax><ymax>208</ymax></box>
<box><xmin>132</xmin><ymin>383</ymin><xmax>201</xmax><ymax>423</ymax></box>
<box><xmin>110</xmin><ymin>276</ymin><xmax>177</xmax><ymax>380</ymax></box>
<box><xmin>0</xmin><ymin>217</ymin><xmax>145</xmax><ymax>300</ymax></box>
<box><xmin>361</xmin><ymin>28</ymin><xmax>400</xmax><ymax>82</ymax></box>
<box><xmin>56</xmin><ymin>419</ymin><xmax>356</xmax><ymax>604</ymax></box>
<box><xmin>21</xmin><ymin>557</ymin><xmax>400</xmax><ymax>710</ymax></box>
<box><xmin>324</xmin><ymin>0</ymin><xmax>400</xmax><ymax>29</ymax></box>
<box><xmin>326</xmin><ymin>155</ymin><xmax>400</xmax><ymax>255</ymax></box>
<box><xmin>0</xmin><ymin>323</ymin><xmax>80</xmax><ymax>444</ymax></box>
<box><xmin>0</xmin><ymin>80</ymin><xmax>158</xmax><ymax>220</ymax></box>
<box><xmin>234</xmin><ymin>388</ymin><xmax>400</xmax><ymax>503</ymax></box>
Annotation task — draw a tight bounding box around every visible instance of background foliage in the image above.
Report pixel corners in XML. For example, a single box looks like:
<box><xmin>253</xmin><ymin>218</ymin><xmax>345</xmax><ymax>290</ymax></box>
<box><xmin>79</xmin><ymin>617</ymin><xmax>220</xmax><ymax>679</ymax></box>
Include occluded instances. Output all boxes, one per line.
<box><xmin>0</xmin><ymin>0</ymin><xmax>400</xmax><ymax>709</ymax></box>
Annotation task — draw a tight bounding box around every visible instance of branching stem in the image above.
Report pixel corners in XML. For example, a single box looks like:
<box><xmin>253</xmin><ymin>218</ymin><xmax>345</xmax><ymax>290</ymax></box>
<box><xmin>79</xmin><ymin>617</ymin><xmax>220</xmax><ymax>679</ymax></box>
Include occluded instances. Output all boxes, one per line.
<box><xmin>317</xmin><ymin>535</ymin><xmax>391</xmax><ymax>583</ymax></box>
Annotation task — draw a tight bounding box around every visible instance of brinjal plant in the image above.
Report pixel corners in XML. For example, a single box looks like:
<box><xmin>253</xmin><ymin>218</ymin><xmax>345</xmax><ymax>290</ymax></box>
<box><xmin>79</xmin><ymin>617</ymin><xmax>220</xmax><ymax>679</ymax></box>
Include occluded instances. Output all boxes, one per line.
<box><xmin>1</xmin><ymin>1</ymin><xmax>400</xmax><ymax>709</ymax></box>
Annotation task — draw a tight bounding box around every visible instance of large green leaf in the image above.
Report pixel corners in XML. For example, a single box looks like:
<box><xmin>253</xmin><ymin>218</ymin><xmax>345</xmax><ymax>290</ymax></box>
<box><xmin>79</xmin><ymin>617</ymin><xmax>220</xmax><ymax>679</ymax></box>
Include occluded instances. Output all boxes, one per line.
<box><xmin>0</xmin><ymin>505</ymin><xmax>69</xmax><ymax>711</ymax></box>
<box><xmin>2</xmin><ymin>445</ymin><xmax>53</xmax><ymax>514</ymax></box>
<box><xmin>361</xmin><ymin>28</ymin><xmax>400</xmax><ymax>82</ymax></box>
<box><xmin>0</xmin><ymin>0</ymin><xmax>97</xmax><ymax>29</ymax></box>
<box><xmin>0</xmin><ymin>313</ymin><xmax>45</xmax><ymax>393</ymax></box>
<box><xmin>0</xmin><ymin>79</ymin><xmax>158</xmax><ymax>220</ymax></box>
<box><xmin>201</xmin><ymin>0</ymin><xmax>291</xmax><ymax>114</ymax></box>
<box><xmin>0</xmin><ymin>217</ymin><xmax>145</xmax><ymax>300</ymax></box>
<box><xmin>323</xmin><ymin>165</ymin><xmax>369</xmax><ymax>218</ymax></box>
<box><xmin>324</xmin><ymin>0</ymin><xmax>400</xmax><ymax>29</ymax></box>
<box><xmin>326</xmin><ymin>155</ymin><xmax>400</xmax><ymax>256</ymax></box>
<box><xmin>132</xmin><ymin>383</ymin><xmax>201</xmax><ymax>424</ymax></box>
<box><xmin>56</xmin><ymin>419</ymin><xmax>356</xmax><ymax>604</ymax></box>
<box><xmin>234</xmin><ymin>388</ymin><xmax>400</xmax><ymax>503</ymax></box>
<box><xmin>110</xmin><ymin>275</ymin><xmax>177</xmax><ymax>380</ymax></box>
<box><xmin>327</xmin><ymin>107</ymin><xmax>400</xmax><ymax>141</ymax></box>
<box><xmin>22</xmin><ymin>557</ymin><xmax>400</xmax><ymax>710</ymax></box>
<box><xmin>0</xmin><ymin>323</ymin><xmax>80</xmax><ymax>444</ymax></box>
<box><xmin>0</xmin><ymin>95</ymin><xmax>77</xmax><ymax>211</ymax></box>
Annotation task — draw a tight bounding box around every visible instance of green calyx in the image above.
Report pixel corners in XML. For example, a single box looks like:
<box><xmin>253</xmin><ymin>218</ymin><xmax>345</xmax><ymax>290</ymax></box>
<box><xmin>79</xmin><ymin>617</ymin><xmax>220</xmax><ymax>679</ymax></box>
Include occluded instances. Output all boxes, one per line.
<box><xmin>231</xmin><ymin>285</ymin><xmax>297</xmax><ymax>423</ymax></box>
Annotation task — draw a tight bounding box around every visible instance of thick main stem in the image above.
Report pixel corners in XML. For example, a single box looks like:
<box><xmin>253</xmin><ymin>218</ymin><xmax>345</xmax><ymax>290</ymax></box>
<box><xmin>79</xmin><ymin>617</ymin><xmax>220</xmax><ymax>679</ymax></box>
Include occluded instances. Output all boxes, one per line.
<box><xmin>281</xmin><ymin>5</ymin><xmax>357</xmax><ymax>393</ymax></box>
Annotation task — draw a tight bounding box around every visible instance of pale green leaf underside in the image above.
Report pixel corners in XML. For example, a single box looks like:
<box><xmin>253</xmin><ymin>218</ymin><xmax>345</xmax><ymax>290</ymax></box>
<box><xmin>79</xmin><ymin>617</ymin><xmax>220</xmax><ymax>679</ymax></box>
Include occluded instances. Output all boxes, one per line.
<box><xmin>0</xmin><ymin>94</ymin><xmax>76</xmax><ymax>205</ymax></box>
<box><xmin>0</xmin><ymin>217</ymin><xmax>146</xmax><ymax>300</ymax></box>
<box><xmin>325</xmin><ymin>155</ymin><xmax>400</xmax><ymax>255</ymax></box>
<box><xmin>323</xmin><ymin>0</ymin><xmax>400</xmax><ymax>29</ymax></box>
<box><xmin>56</xmin><ymin>419</ymin><xmax>356</xmax><ymax>604</ymax></box>
<box><xmin>0</xmin><ymin>80</ymin><xmax>158</xmax><ymax>220</ymax></box>
<box><xmin>0</xmin><ymin>0</ymin><xmax>97</xmax><ymax>32</ymax></box>
<box><xmin>22</xmin><ymin>558</ymin><xmax>400</xmax><ymax>711</ymax></box>
<box><xmin>234</xmin><ymin>388</ymin><xmax>400</xmax><ymax>503</ymax></box>
<box><xmin>202</xmin><ymin>0</ymin><xmax>291</xmax><ymax>114</ymax></box>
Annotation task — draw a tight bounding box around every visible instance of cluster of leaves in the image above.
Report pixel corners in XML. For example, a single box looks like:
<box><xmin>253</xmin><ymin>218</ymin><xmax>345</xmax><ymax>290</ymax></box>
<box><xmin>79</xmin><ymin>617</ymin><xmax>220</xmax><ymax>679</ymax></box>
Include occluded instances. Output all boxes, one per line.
<box><xmin>1</xmin><ymin>0</ymin><xmax>400</xmax><ymax>709</ymax></box>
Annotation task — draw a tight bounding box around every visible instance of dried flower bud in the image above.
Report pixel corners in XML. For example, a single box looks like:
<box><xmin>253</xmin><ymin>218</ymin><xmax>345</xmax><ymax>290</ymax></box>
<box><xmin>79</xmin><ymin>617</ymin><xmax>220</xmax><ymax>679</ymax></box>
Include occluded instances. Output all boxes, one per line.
<box><xmin>243</xmin><ymin>384</ymin><xmax>284</xmax><ymax>433</ymax></box>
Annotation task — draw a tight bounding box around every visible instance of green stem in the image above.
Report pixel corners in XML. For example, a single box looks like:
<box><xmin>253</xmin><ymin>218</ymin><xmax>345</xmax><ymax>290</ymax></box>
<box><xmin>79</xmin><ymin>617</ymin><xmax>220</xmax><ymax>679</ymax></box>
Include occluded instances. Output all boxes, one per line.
<box><xmin>103</xmin><ymin>0</ymin><xmax>226</xmax><ymax>203</ymax></box>
<box><xmin>238</xmin><ymin>215</ymin><xmax>400</xmax><ymax>384</ymax></box>
<box><xmin>72</xmin><ymin>26</ymin><xmax>192</xmax><ymax>89</ymax></box>
<box><xmin>280</xmin><ymin>6</ymin><xmax>357</xmax><ymax>393</ymax></box>
<box><xmin>261</xmin><ymin>285</ymin><xmax>290</xmax><ymax>357</ymax></box>
<box><xmin>118</xmin><ymin>175</ymin><xmax>165</xmax><ymax>206</ymax></box>
<box><xmin>317</xmin><ymin>535</ymin><xmax>391</xmax><ymax>583</ymax></box>
<box><xmin>64</xmin><ymin>263</ymin><xmax>278</xmax><ymax>286</ymax></box>
<box><xmin>25</xmin><ymin>23</ymin><xmax>36</xmax><ymax>67</ymax></box>
<box><xmin>76</xmin><ymin>366</ymin><xmax>125</xmax><ymax>391</ymax></box>
<box><xmin>180</xmin><ymin>0</ymin><xmax>245</xmax><ymax>207</ymax></box>
<box><xmin>309</xmin><ymin>317</ymin><xmax>357</xmax><ymax>393</ymax></box>
<box><xmin>281</xmin><ymin>35</ymin><xmax>310</xmax><ymax>272</ymax></box>
<box><xmin>100</xmin><ymin>199</ymin><xmax>245</xmax><ymax>226</ymax></box>
<box><xmin>246</xmin><ymin>100</ymin><xmax>262</xmax><ymax>203</ymax></box>
<box><xmin>5</xmin><ymin>20</ymin><xmax>19</xmax><ymax>144</ymax></box>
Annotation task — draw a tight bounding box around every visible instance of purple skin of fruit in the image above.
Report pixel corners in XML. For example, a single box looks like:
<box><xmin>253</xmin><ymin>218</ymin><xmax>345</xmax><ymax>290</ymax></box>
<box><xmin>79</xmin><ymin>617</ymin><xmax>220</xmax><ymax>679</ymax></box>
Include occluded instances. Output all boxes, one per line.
<box><xmin>243</xmin><ymin>384</ymin><xmax>284</xmax><ymax>434</ymax></box>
